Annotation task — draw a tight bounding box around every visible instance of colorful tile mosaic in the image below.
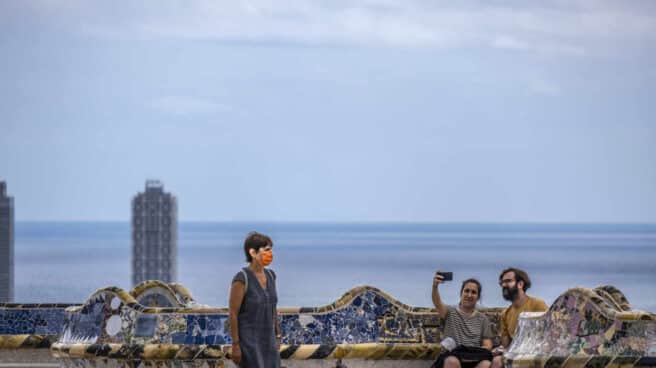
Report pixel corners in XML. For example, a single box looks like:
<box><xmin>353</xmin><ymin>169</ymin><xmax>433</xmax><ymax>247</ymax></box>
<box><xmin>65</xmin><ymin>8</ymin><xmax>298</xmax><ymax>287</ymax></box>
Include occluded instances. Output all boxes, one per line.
<box><xmin>3</xmin><ymin>282</ymin><xmax>655</xmax><ymax>367</ymax></box>
<box><xmin>130</xmin><ymin>280</ymin><xmax>196</xmax><ymax>307</ymax></box>
<box><xmin>56</xmin><ymin>358</ymin><xmax>226</xmax><ymax>368</ymax></box>
<box><xmin>281</xmin><ymin>288</ymin><xmax>448</xmax><ymax>345</ymax></box>
<box><xmin>51</xmin><ymin>284</ymin><xmax>506</xmax><ymax>362</ymax></box>
<box><xmin>506</xmin><ymin>286</ymin><xmax>656</xmax><ymax>368</ymax></box>
<box><xmin>0</xmin><ymin>304</ymin><xmax>76</xmax><ymax>336</ymax></box>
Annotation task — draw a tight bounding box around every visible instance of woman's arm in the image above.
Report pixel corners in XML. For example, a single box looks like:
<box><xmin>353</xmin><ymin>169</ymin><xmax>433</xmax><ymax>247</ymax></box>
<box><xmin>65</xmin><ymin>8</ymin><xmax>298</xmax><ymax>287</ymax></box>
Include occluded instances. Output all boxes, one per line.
<box><xmin>274</xmin><ymin>308</ymin><xmax>281</xmax><ymax>337</ymax></box>
<box><xmin>482</xmin><ymin>316</ymin><xmax>494</xmax><ymax>350</ymax></box>
<box><xmin>432</xmin><ymin>271</ymin><xmax>448</xmax><ymax>319</ymax></box>
<box><xmin>274</xmin><ymin>308</ymin><xmax>281</xmax><ymax>349</ymax></box>
<box><xmin>229</xmin><ymin>281</ymin><xmax>246</xmax><ymax>364</ymax></box>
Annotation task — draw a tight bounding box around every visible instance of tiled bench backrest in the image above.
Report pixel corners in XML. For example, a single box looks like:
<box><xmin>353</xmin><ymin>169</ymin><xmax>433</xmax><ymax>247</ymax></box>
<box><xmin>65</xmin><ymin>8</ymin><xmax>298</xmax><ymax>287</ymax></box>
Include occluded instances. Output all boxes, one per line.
<box><xmin>0</xmin><ymin>303</ymin><xmax>78</xmax><ymax>348</ymax></box>
<box><xmin>507</xmin><ymin>285</ymin><xmax>656</xmax><ymax>367</ymax></box>
<box><xmin>57</xmin><ymin>285</ymin><xmax>503</xmax><ymax>346</ymax></box>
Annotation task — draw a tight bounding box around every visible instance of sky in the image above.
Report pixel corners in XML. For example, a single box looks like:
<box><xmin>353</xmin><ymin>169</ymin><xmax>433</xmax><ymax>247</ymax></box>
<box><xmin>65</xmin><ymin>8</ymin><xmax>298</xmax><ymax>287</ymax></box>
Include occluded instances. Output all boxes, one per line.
<box><xmin>1</xmin><ymin>1</ymin><xmax>655</xmax><ymax>222</ymax></box>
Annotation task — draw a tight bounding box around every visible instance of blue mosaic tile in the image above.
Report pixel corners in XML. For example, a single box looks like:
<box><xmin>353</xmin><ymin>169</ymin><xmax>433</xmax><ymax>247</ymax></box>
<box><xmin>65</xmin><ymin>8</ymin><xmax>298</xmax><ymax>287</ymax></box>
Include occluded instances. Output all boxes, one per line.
<box><xmin>61</xmin><ymin>300</ymin><xmax>105</xmax><ymax>342</ymax></box>
<box><xmin>181</xmin><ymin>314</ymin><xmax>230</xmax><ymax>345</ymax></box>
<box><xmin>1</xmin><ymin>310</ymin><xmax>33</xmax><ymax>334</ymax></box>
<box><xmin>280</xmin><ymin>290</ymin><xmax>391</xmax><ymax>345</ymax></box>
<box><xmin>135</xmin><ymin>314</ymin><xmax>157</xmax><ymax>337</ymax></box>
<box><xmin>171</xmin><ymin>332</ymin><xmax>187</xmax><ymax>344</ymax></box>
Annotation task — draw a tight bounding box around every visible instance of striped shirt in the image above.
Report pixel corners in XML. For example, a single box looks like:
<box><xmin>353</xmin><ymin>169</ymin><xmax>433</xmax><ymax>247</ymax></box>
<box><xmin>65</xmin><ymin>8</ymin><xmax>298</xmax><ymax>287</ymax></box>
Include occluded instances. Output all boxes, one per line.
<box><xmin>442</xmin><ymin>306</ymin><xmax>493</xmax><ymax>347</ymax></box>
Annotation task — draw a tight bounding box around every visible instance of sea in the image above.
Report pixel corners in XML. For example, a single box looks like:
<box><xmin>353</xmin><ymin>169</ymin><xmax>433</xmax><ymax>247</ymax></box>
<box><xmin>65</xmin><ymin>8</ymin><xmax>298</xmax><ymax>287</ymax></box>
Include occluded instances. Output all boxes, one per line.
<box><xmin>13</xmin><ymin>222</ymin><xmax>656</xmax><ymax>311</ymax></box>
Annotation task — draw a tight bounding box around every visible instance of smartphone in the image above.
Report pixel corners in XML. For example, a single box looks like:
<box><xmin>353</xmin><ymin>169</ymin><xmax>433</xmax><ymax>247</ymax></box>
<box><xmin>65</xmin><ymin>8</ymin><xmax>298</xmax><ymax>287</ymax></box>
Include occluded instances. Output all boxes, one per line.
<box><xmin>436</xmin><ymin>271</ymin><xmax>453</xmax><ymax>281</ymax></box>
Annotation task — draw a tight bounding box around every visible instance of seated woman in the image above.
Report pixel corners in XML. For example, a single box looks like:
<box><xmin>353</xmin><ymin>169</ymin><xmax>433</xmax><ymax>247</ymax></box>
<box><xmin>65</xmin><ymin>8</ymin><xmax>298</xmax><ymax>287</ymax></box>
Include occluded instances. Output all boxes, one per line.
<box><xmin>432</xmin><ymin>272</ymin><xmax>493</xmax><ymax>368</ymax></box>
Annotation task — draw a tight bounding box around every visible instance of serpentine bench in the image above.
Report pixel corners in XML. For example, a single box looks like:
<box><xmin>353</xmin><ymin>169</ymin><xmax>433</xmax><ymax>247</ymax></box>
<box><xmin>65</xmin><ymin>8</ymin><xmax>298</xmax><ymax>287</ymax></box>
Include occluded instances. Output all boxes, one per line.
<box><xmin>506</xmin><ymin>286</ymin><xmax>656</xmax><ymax>368</ymax></box>
<box><xmin>2</xmin><ymin>283</ymin><xmax>654</xmax><ymax>368</ymax></box>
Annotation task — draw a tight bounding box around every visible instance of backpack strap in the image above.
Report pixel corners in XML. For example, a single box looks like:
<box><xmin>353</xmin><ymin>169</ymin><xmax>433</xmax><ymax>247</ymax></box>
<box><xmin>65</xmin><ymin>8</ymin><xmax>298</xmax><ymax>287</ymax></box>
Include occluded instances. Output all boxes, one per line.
<box><xmin>241</xmin><ymin>269</ymin><xmax>248</xmax><ymax>292</ymax></box>
<box><xmin>264</xmin><ymin>268</ymin><xmax>274</xmax><ymax>281</ymax></box>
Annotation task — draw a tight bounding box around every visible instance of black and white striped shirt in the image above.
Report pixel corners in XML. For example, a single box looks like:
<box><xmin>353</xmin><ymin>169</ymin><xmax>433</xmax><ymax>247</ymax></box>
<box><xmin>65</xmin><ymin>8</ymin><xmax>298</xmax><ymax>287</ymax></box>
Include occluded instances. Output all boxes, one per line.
<box><xmin>442</xmin><ymin>306</ymin><xmax>493</xmax><ymax>347</ymax></box>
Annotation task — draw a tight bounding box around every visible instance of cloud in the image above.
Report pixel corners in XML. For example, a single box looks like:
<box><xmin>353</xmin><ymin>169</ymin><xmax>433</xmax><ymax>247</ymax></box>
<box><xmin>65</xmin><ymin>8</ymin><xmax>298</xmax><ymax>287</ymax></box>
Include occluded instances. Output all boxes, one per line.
<box><xmin>148</xmin><ymin>96</ymin><xmax>232</xmax><ymax>116</ymax></box>
<box><xmin>4</xmin><ymin>1</ymin><xmax>656</xmax><ymax>55</ymax></box>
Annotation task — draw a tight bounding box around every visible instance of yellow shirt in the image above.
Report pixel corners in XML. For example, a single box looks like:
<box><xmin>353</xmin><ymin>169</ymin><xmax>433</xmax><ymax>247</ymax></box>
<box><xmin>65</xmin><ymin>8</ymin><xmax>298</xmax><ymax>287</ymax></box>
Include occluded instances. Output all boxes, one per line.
<box><xmin>500</xmin><ymin>295</ymin><xmax>548</xmax><ymax>342</ymax></box>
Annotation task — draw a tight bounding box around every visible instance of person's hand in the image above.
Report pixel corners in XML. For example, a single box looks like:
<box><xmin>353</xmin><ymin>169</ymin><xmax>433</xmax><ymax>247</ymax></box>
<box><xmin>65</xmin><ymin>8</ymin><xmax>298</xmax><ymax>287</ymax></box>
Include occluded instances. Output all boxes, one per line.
<box><xmin>231</xmin><ymin>343</ymin><xmax>242</xmax><ymax>365</ymax></box>
<box><xmin>492</xmin><ymin>346</ymin><xmax>505</xmax><ymax>356</ymax></box>
<box><xmin>433</xmin><ymin>271</ymin><xmax>445</xmax><ymax>288</ymax></box>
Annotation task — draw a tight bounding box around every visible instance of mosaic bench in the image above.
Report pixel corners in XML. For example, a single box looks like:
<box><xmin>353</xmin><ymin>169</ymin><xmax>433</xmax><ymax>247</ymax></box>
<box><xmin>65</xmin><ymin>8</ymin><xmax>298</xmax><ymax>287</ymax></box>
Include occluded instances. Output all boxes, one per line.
<box><xmin>0</xmin><ymin>302</ymin><xmax>77</xmax><ymax>349</ymax></box>
<box><xmin>2</xmin><ymin>282</ymin><xmax>655</xmax><ymax>368</ymax></box>
<box><xmin>0</xmin><ymin>280</ymin><xmax>196</xmax><ymax>352</ymax></box>
<box><xmin>506</xmin><ymin>285</ymin><xmax>656</xmax><ymax>368</ymax></box>
<box><xmin>46</xmin><ymin>283</ymin><xmax>503</xmax><ymax>367</ymax></box>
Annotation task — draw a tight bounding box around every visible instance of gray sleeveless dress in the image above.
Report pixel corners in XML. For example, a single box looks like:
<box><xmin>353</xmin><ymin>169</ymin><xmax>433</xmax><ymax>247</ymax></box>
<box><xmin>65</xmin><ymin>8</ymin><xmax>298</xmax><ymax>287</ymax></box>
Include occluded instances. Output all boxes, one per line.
<box><xmin>232</xmin><ymin>267</ymin><xmax>281</xmax><ymax>368</ymax></box>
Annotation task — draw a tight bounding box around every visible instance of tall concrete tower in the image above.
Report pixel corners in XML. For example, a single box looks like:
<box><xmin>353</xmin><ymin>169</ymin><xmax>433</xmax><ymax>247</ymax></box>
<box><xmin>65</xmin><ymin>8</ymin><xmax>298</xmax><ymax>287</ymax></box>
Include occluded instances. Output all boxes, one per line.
<box><xmin>131</xmin><ymin>180</ymin><xmax>177</xmax><ymax>286</ymax></box>
<box><xmin>0</xmin><ymin>181</ymin><xmax>14</xmax><ymax>302</ymax></box>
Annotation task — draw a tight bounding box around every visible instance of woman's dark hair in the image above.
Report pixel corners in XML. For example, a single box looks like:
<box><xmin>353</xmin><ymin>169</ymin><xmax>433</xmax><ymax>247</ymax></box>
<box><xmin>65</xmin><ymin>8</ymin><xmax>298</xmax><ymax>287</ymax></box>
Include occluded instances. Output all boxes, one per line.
<box><xmin>499</xmin><ymin>267</ymin><xmax>531</xmax><ymax>292</ymax></box>
<box><xmin>244</xmin><ymin>231</ymin><xmax>273</xmax><ymax>263</ymax></box>
<box><xmin>460</xmin><ymin>278</ymin><xmax>482</xmax><ymax>301</ymax></box>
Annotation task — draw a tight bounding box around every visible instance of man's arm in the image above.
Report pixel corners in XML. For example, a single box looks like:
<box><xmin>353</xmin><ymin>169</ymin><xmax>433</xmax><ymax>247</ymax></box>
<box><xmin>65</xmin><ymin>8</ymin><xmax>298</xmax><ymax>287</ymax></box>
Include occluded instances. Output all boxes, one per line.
<box><xmin>499</xmin><ymin>309</ymin><xmax>511</xmax><ymax>348</ymax></box>
<box><xmin>501</xmin><ymin>335</ymin><xmax>511</xmax><ymax>349</ymax></box>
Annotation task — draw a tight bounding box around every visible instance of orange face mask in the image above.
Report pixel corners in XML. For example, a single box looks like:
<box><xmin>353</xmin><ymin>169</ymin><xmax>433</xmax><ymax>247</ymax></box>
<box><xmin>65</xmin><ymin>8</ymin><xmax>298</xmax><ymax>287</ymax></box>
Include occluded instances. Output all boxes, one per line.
<box><xmin>260</xmin><ymin>250</ymin><xmax>273</xmax><ymax>266</ymax></box>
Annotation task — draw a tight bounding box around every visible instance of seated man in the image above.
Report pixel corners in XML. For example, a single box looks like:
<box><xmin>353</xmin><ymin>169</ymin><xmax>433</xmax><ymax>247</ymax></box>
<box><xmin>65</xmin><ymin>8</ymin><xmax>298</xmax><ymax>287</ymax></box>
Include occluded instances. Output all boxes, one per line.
<box><xmin>491</xmin><ymin>267</ymin><xmax>548</xmax><ymax>368</ymax></box>
<box><xmin>432</xmin><ymin>271</ymin><xmax>493</xmax><ymax>368</ymax></box>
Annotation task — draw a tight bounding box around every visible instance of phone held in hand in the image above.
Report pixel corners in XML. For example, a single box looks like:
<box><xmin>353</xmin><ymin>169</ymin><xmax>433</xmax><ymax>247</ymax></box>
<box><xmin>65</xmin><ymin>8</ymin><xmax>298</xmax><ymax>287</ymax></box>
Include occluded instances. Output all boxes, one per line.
<box><xmin>436</xmin><ymin>271</ymin><xmax>453</xmax><ymax>281</ymax></box>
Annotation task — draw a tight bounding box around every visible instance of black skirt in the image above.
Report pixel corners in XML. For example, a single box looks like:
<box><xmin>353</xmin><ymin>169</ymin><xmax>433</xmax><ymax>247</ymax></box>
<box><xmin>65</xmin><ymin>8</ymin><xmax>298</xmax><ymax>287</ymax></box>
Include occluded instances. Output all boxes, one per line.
<box><xmin>432</xmin><ymin>345</ymin><xmax>493</xmax><ymax>368</ymax></box>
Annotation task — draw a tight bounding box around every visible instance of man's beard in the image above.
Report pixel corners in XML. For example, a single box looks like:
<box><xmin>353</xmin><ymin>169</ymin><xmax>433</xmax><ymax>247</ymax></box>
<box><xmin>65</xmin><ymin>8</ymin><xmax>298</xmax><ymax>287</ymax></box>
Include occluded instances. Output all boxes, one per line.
<box><xmin>502</xmin><ymin>285</ymin><xmax>519</xmax><ymax>301</ymax></box>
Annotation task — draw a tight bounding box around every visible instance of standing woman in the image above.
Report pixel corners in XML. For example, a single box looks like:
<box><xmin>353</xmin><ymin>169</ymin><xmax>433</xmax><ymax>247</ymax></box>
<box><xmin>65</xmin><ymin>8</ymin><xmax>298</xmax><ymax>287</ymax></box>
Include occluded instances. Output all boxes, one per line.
<box><xmin>229</xmin><ymin>232</ymin><xmax>281</xmax><ymax>368</ymax></box>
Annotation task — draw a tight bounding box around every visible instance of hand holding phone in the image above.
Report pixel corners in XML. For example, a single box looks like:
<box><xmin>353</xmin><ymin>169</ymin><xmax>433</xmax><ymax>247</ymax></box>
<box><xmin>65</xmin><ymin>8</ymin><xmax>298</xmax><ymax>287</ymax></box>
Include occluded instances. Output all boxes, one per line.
<box><xmin>436</xmin><ymin>271</ymin><xmax>453</xmax><ymax>281</ymax></box>
<box><xmin>434</xmin><ymin>271</ymin><xmax>453</xmax><ymax>286</ymax></box>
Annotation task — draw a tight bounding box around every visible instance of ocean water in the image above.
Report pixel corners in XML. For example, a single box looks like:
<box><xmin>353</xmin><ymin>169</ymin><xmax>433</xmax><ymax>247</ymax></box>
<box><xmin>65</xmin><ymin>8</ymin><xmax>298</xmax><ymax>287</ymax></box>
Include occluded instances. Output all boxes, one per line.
<box><xmin>13</xmin><ymin>222</ymin><xmax>656</xmax><ymax>311</ymax></box>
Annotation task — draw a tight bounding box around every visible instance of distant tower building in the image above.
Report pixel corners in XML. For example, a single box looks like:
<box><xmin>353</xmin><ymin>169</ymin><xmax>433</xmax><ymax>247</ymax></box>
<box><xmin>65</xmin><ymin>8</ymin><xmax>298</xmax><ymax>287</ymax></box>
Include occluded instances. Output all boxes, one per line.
<box><xmin>0</xmin><ymin>181</ymin><xmax>14</xmax><ymax>302</ymax></box>
<box><xmin>131</xmin><ymin>180</ymin><xmax>177</xmax><ymax>286</ymax></box>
